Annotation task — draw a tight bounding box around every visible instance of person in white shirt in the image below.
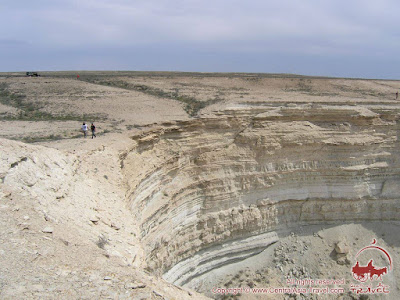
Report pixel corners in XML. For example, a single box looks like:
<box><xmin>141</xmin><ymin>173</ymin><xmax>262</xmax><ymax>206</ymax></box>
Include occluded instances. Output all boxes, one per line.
<box><xmin>81</xmin><ymin>122</ymin><xmax>88</xmax><ymax>138</ymax></box>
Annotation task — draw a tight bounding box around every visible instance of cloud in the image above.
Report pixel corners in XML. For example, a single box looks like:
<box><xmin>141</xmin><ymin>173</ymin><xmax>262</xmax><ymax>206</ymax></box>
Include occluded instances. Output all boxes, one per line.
<box><xmin>3</xmin><ymin>0</ymin><xmax>399</xmax><ymax>47</ymax></box>
<box><xmin>1</xmin><ymin>0</ymin><xmax>400</xmax><ymax>77</ymax></box>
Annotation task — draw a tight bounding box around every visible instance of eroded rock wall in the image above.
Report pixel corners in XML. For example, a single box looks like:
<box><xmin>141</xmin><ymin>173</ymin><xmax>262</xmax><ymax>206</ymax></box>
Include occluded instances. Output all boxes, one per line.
<box><xmin>121</xmin><ymin>104</ymin><xmax>400</xmax><ymax>280</ymax></box>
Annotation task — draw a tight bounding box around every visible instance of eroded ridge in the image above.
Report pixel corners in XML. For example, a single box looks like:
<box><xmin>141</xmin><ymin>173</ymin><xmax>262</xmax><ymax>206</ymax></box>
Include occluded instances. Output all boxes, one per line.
<box><xmin>121</xmin><ymin>104</ymin><xmax>400</xmax><ymax>283</ymax></box>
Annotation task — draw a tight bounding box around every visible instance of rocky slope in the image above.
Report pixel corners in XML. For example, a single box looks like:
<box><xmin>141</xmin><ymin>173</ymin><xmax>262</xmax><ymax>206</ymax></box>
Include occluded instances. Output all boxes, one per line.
<box><xmin>0</xmin><ymin>138</ymin><xmax>207</xmax><ymax>299</ymax></box>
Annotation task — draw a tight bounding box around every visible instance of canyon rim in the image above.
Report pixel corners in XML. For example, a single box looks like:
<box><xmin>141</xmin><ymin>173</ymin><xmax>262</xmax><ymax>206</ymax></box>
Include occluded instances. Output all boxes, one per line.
<box><xmin>1</xmin><ymin>72</ymin><xmax>399</xmax><ymax>299</ymax></box>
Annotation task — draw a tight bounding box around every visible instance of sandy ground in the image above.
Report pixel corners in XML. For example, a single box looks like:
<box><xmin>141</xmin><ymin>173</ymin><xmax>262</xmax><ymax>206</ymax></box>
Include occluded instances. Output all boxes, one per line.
<box><xmin>1</xmin><ymin>72</ymin><xmax>400</xmax><ymax>148</ymax></box>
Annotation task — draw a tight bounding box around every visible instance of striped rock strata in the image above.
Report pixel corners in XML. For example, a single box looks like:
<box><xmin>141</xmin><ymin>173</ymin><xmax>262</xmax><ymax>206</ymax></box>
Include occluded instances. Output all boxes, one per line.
<box><xmin>121</xmin><ymin>104</ymin><xmax>400</xmax><ymax>284</ymax></box>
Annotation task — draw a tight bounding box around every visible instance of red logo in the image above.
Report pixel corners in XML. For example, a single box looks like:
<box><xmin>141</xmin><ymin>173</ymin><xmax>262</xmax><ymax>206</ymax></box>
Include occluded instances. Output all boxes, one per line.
<box><xmin>351</xmin><ymin>239</ymin><xmax>392</xmax><ymax>282</ymax></box>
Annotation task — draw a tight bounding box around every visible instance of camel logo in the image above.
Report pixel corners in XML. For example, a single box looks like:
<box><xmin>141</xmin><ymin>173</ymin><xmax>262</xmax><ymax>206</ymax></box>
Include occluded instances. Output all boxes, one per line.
<box><xmin>351</xmin><ymin>239</ymin><xmax>392</xmax><ymax>282</ymax></box>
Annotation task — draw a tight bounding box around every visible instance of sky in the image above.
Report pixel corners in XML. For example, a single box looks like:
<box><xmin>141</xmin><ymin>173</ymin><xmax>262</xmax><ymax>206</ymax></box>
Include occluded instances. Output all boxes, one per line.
<box><xmin>1</xmin><ymin>0</ymin><xmax>400</xmax><ymax>78</ymax></box>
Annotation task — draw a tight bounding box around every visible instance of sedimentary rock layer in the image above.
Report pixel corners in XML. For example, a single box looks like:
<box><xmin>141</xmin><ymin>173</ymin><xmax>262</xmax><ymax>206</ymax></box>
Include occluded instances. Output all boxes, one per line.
<box><xmin>163</xmin><ymin>232</ymin><xmax>278</xmax><ymax>286</ymax></box>
<box><xmin>121</xmin><ymin>104</ymin><xmax>400</xmax><ymax>282</ymax></box>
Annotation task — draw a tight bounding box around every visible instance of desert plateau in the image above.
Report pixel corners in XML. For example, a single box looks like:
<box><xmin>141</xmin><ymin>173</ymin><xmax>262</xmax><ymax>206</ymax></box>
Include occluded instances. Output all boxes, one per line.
<box><xmin>1</xmin><ymin>71</ymin><xmax>399</xmax><ymax>299</ymax></box>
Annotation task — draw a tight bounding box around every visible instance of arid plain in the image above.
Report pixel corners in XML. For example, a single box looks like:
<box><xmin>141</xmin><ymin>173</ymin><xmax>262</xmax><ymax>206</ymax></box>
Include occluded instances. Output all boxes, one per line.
<box><xmin>1</xmin><ymin>72</ymin><xmax>400</xmax><ymax>299</ymax></box>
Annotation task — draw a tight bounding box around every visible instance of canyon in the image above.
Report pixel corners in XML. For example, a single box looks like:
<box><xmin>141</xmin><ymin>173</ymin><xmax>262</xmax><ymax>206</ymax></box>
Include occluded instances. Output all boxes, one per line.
<box><xmin>1</xmin><ymin>72</ymin><xmax>399</xmax><ymax>299</ymax></box>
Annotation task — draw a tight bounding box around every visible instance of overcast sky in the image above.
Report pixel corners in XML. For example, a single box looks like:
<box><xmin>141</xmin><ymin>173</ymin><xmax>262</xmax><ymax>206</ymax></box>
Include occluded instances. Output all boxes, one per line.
<box><xmin>1</xmin><ymin>0</ymin><xmax>400</xmax><ymax>78</ymax></box>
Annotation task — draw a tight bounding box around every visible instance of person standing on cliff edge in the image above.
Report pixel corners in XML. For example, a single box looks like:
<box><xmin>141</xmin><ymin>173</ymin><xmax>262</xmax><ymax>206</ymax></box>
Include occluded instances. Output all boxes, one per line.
<box><xmin>396</xmin><ymin>91</ymin><xmax>398</xmax><ymax>100</ymax></box>
<box><xmin>91</xmin><ymin>123</ymin><xmax>96</xmax><ymax>139</ymax></box>
<box><xmin>81</xmin><ymin>122</ymin><xmax>88</xmax><ymax>138</ymax></box>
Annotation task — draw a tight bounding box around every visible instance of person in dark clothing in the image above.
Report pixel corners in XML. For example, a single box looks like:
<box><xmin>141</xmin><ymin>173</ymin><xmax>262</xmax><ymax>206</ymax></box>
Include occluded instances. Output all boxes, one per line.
<box><xmin>91</xmin><ymin>123</ymin><xmax>96</xmax><ymax>139</ymax></box>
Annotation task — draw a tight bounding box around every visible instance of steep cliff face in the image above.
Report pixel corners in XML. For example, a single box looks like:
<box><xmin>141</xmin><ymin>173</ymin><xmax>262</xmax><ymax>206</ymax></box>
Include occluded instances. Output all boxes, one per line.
<box><xmin>121</xmin><ymin>104</ymin><xmax>400</xmax><ymax>283</ymax></box>
<box><xmin>3</xmin><ymin>73</ymin><xmax>400</xmax><ymax>298</ymax></box>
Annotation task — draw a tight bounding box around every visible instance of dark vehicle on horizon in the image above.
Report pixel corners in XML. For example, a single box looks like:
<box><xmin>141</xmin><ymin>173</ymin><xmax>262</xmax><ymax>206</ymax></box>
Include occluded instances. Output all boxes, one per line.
<box><xmin>26</xmin><ymin>72</ymin><xmax>40</xmax><ymax>77</ymax></box>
